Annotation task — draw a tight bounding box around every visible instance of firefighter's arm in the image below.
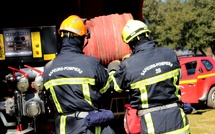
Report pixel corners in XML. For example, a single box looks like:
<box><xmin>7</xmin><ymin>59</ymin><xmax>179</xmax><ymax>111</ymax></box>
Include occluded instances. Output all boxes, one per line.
<box><xmin>107</xmin><ymin>60</ymin><xmax>124</xmax><ymax>93</ymax></box>
<box><xmin>107</xmin><ymin>53</ymin><xmax>131</xmax><ymax>73</ymax></box>
<box><xmin>107</xmin><ymin>60</ymin><xmax>120</xmax><ymax>73</ymax></box>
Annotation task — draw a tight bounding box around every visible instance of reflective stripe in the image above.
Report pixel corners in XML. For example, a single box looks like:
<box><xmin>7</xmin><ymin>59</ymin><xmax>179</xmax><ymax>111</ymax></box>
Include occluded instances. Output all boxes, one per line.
<box><xmin>173</xmin><ymin>75</ymin><xmax>181</xmax><ymax>100</ymax></box>
<box><xmin>82</xmin><ymin>84</ymin><xmax>92</xmax><ymax>106</ymax></box>
<box><xmin>179</xmin><ymin>79</ymin><xmax>197</xmax><ymax>84</ymax></box>
<box><xmin>164</xmin><ymin>124</ymin><xmax>190</xmax><ymax>134</ymax></box>
<box><xmin>99</xmin><ymin>73</ymin><xmax>112</xmax><ymax>94</ymax></box>
<box><xmin>180</xmin><ymin>73</ymin><xmax>215</xmax><ymax>84</ymax></box>
<box><xmin>198</xmin><ymin>73</ymin><xmax>215</xmax><ymax>79</ymax></box>
<box><xmin>144</xmin><ymin>109</ymin><xmax>190</xmax><ymax>134</ymax></box>
<box><xmin>108</xmin><ymin>71</ymin><xmax>123</xmax><ymax>93</ymax></box>
<box><xmin>50</xmin><ymin>87</ymin><xmax>63</xmax><ymax>113</ymax></box>
<box><xmin>140</xmin><ymin>86</ymin><xmax>148</xmax><ymax>108</ymax></box>
<box><xmin>144</xmin><ymin>113</ymin><xmax>155</xmax><ymax>134</ymax></box>
<box><xmin>95</xmin><ymin>126</ymin><xmax>101</xmax><ymax>134</ymax></box>
<box><xmin>130</xmin><ymin>69</ymin><xmax>180</xmax><ymax>109</ymax></box>
<box><xmin>60</xmin><ymin>115</ymin><xmax>66</xmax><ymax>134</ymax></box>
<box><xmin>180</xmin><ymin>108</ymin><xmax>187</xmax><ymax>127</ymax></box>
<box><xmin>44</xmin><ymin>78</ymin><xmax>95</xmax><ymax>89</ymax></box>
<box><xmin>44</xmin><ymin>78</ymin><xmax>96</xmax><ymax>112</ymax></box>
<box><xmin>131</xmin><ymin>69</ymin><xmax>180</xmax><ymax>88</ymax></box>
<box><xmin>163</xmin><ymin>109</ymin><xmax>190</xmax><ymax>134</ymax></box>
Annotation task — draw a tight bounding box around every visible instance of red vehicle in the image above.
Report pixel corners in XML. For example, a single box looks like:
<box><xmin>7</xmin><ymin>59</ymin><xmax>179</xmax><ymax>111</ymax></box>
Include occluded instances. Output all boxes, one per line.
<box><xmin>179</xmin><ymin>55</ymin><xmax>215</xmax><ymax>108</ymax></box>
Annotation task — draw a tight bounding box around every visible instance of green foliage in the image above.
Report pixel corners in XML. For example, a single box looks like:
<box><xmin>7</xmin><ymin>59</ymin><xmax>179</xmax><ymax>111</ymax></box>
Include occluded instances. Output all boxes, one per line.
<box><xmin>143</xmin><ymin>0</ymin><xmax>215</xmax><ymax>50</ymax></box>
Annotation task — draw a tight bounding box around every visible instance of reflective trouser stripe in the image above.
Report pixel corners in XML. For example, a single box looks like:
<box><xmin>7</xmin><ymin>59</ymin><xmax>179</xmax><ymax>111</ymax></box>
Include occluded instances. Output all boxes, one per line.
<box><xmin>60</xmin><ymin>115</ymin><xmax>66</xmax><ymax>134</ymax></box>
<box><xmin>130</xmin><ymin>69</ymin><xmax>181</xmax><ymax>109</ymax></box>
<box><xmin>44</xmin><ymin>78</ymin><xmax>96</xmax><ymax>113</ymax></box>
<box><xmin>143</xmin><ymin>108</ymin><xmax>190</xmax><ymax>134</ymax></box>
<box><xmin>59</xmin><ymin>115</ymin><xmax>102</xmax><ymax>134</ymax></box>
<box><xmin>95</xmin><ymin>126</ymin><xmax>101</xmax><ymax>134</ymax></box>
<box><xmin>164</xmin><ymin>124</ymin><xmax>190</xmax><ymax>134</ymax></box>
<box><xmin>180</xmin><ymin>108</ymin><xmax>187</xmax><ymax>126</ymax></box>
<box><xmin>144</xmin><ymin>113</ymin><xmax>155</xmax><ymax>134</ymax></box>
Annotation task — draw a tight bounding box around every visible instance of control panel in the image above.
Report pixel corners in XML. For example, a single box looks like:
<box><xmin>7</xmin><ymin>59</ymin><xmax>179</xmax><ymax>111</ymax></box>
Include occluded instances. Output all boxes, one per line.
<box><xmin>0</xmin><ymin>26</ymin><xmax>58</xmax><ymax>64</ymax></box>
<box><xmin>3</xmin><ymin>29</ymin><xmax>32</xmax><ymax>57</ymax></box>
<box><xmin>0</xmin><ymin>34</ymin><xmax>5</xmax><ymax>60</ymax></box>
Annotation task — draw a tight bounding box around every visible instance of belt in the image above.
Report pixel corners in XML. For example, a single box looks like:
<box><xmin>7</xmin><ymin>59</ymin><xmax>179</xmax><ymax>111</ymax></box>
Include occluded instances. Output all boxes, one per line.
<box><xmin>138</xmin><ymin>103</ymin><xmax>178</xmax><ymax>116</ymax></box>
<box><xmin>66</xmin><ymin>111</ymin><xmax>89</xmax><ymax>118</ymax></box>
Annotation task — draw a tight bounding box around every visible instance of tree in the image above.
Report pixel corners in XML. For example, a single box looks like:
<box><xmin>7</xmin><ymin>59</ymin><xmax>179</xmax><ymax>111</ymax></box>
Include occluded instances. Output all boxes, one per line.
<box><xmin>143</xmin><ymin>0</ymin><xmax>215</xmax><ymax>51</ymax></box>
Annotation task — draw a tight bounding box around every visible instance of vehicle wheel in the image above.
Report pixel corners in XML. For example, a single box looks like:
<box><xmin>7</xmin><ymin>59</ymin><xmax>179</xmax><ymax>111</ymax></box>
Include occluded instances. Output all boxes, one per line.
<box><xmin>207</xmin><ymin>87</ymin><xmax>215</xmax><ymax>108</ymax></box>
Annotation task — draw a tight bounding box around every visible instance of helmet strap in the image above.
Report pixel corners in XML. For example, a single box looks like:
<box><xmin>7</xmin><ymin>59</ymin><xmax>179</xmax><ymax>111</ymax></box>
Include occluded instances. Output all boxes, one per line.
<box><xmin>82</xmin><ymin>38</ymin><xmax>89</xmax><ymax>49</ymax></box>
<box><xmin>86</xmin><ymin>28</ymin><xmax>91</xmax><ymax>39</ymax></box>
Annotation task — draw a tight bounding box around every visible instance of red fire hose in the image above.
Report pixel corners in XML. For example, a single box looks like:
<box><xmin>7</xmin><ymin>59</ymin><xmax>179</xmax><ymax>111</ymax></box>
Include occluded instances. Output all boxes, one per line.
<box><xmin>84</xmin><ymin>13</ymin><xmax>133</xmax><ymax>66</ymax></box>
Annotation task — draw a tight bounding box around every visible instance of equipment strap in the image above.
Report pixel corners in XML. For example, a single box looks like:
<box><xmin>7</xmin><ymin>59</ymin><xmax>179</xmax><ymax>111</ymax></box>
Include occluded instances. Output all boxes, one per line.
<box><xmin>66</xmin><ymin>111</ymin><xmax>89</xmax><ymax>118</ymax></box>
<box><xmin>138</xmin><ymin>103</ymin><xmax>178</xmax><ymax>116</ymax></box>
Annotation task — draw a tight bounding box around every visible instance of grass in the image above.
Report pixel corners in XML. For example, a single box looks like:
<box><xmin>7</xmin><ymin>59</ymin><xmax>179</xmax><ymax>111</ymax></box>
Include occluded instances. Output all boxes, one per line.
<box><xmin>187</xmin><ymin>108</ymin><xmax>215</xmax><ymax>134</ymax></box>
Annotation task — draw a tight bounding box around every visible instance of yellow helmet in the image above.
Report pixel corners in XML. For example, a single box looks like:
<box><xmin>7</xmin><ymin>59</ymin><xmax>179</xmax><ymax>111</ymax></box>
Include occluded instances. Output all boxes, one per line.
<box><xmin>122</xmin><ymin>19</ymin><xmax>151</xmax><ymax>43</ymax></box>
<box><xmin>58</xmin><ymin>15</ymin><xmax>87</xmax><ymax>36</ymax></box>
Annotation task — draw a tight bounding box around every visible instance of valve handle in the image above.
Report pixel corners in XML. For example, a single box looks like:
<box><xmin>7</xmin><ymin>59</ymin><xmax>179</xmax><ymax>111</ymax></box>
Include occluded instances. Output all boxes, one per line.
<box><xmin>8</xmin><ymin>66</ymin><xmax>28</xmax><ymax>79</ymax></box>
<box><xmin>24</xmin><ymin>64</ymin><xmax>43</xmax><ymax>76</ymax></box>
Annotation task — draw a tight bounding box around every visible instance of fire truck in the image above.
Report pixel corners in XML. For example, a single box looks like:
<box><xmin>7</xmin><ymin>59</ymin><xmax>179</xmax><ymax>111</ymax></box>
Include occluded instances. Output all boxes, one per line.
<box><xmin>0</xmin><ymin>0</ymin><xmax>145</xmax><ymax>133</ymax></box>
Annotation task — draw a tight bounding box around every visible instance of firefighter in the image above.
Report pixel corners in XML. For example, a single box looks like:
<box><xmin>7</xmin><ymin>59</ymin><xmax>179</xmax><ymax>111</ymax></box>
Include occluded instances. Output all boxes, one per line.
<box><xmin>43</xmin><ymin>15</ymin><xmax>115</xmax><ymax>134</ymax></box>
<box><xmin>108</xmin><ymin>19</ymin><xmax>190</xmax><ymax>134</ymax></box>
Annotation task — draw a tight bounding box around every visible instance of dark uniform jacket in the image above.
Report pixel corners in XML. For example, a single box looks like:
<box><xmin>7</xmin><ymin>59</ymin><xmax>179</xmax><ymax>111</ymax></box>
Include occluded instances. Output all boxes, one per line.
<box><xmin>43</xmin><ymin>38</ymin><xmax>115</xmax><ymax>134</ymax></box>
<box><xmin>111</xmin><ymin>40</ymin><xmax>190</xmax><ymax>134</ymax></box>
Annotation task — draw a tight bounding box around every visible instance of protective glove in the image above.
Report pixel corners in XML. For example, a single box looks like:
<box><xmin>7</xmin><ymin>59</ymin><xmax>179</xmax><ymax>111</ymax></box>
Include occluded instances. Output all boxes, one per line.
<box><xmin>107</xmin><ymin>60</ymin><xmax>120</xmax><ymax>73</ymax></box>
<box><xmin>182</xmin><ymin>102</ymin><xmax>196</xmax><ymax>114</ymax></box>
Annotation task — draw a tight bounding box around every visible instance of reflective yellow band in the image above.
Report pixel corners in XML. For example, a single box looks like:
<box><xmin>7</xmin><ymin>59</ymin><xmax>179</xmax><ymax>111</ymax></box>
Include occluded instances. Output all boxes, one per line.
<box><xmin>164</xmin><ymin>124</ymin><xmax>190</xmax><ymax>134</ymax></box>
<box><xmin>50</xmin><ymin>87</ymin><xmax>63</xmax><ymax>113</ymax></box>
<box><xmin>131</xmin><ymin>69</ymin><xmax>180</xmax><ymax>89</ymax></box>
<box><xmin>179</xmin><ymin>73</ymin><xmax>215</xmax><ymax>85</ymax></box>
<box><xmin>144</xmin><ymin>109</ymin><xmax>190</xmax><ymax>134</ymax></box>
<box><xmin>130</xmin><ymin>69</ymin><xmax>180</xmax><ymax>108</ymax></box>
<box><xmin>198</xmin><ymin>73</ymin><xmax>215</xmax><ymax>79</ymax></box>
<box><xmin>179</xmin><ymin>79</ymin><xmax>197</xmax><ymax>84</ymax></box>
<box><xmin>44</xmin><ymin>77</ymin><xmax>96</xmax><ymax>109</ymax></box>
<box><xmin>180</xmin><ymin>108</ymin><xmax>187</xmax><ymax>127</ymax></box>
<box><xmin>95</xmin><ymin>125</ymin><xmax>101</xmax><ymax>134</ymax></box>
<box><xmin>144</xmin><ymin>113</ymin><xmax>155</xmax><ymax>134</ymax></box>
<box><xmin>108</xmin><ymin>71</ymin><xmax>123</xmax><ymax>93</ymax></box>
<box><xmin>164</xmin><ymin>109</ymin><xmax>190</xmax><ymax>134</ymax></box>
<box><xmin>82</xmin><ymin>84</ymin><xmax>92</xmax><ymax>106</ymax></box>
<box><xmin>140</xmin><ymin>86</ymin><xmax>149</xmax><ymax>108</ymax></box>
<box><xmin>44</xmin><ymin>78</ymin><xmax>95</xmax><ymax>89</ymax></box>
<box><xmin>99</xmin><ymin>73</ymin><xmax>112</xmax><ymax>94</ymax></box>
<box><xmin>173</xmin><ymin>75</ymin><xmax>181</xmax><ymax>100</ymax></box>
<box><xmin>60</xmin><ymin>115</ymin><xmax>66</xmax><ymax>134</ymax></box>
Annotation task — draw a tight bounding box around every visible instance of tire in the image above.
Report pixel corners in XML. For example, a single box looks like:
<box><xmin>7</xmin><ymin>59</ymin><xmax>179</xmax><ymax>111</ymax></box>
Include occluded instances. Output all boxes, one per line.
<box><xmin>207</xmin><ymin>86</ymin><xmax>215</xmax><ymax>108</ymax></box>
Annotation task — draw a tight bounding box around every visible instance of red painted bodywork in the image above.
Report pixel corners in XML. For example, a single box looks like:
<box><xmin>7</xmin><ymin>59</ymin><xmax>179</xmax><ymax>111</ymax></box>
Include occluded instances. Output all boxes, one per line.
<box><xmin>179</xmin><ymin>56</ymin><xmax>215</xmax><ymax>104</ymax></box>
